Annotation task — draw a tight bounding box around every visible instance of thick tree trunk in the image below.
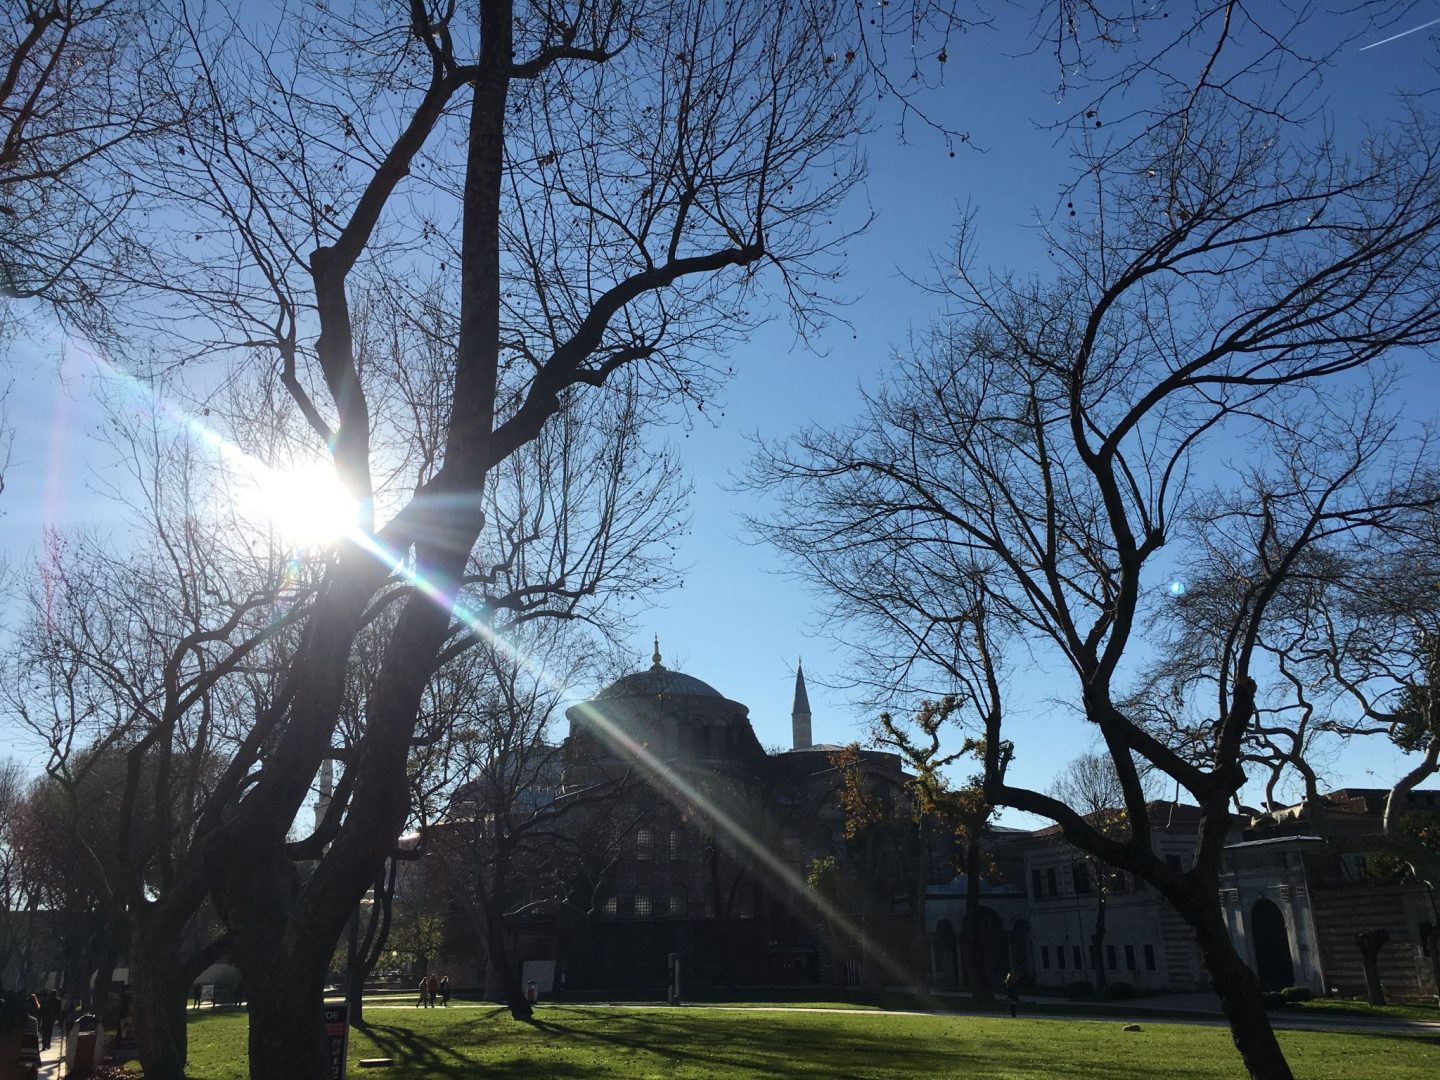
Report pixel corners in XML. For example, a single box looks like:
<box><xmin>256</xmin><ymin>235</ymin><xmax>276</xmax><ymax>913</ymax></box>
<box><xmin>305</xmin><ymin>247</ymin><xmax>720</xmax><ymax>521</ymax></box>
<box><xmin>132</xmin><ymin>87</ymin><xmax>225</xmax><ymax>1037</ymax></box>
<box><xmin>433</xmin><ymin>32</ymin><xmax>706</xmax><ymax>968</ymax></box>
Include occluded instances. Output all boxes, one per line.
<box><xmin>127</xmin><ymin>932</ymin><xmax>190</xmax><ymax>1080</ymax></box>
<box><xmin>243</xmin><ymin>942</ymin><xmax>331</xmax><ymax>1080</ymax></box>
<box><xmin>1176</xmin><ymin>887</ymin><xmax>1295</xmax><ymax>1080</ymax></box>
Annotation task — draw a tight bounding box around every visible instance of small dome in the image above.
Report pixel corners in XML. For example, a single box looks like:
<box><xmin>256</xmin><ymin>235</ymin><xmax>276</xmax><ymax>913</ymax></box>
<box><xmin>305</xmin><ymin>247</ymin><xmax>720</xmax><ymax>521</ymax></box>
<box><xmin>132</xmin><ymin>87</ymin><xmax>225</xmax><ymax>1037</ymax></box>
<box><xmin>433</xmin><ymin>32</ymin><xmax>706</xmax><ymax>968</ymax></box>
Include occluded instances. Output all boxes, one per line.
<box><xmin>593</xmin><ymin>637</ymin><xmax>724</xmax><ymax>700</ymax></box>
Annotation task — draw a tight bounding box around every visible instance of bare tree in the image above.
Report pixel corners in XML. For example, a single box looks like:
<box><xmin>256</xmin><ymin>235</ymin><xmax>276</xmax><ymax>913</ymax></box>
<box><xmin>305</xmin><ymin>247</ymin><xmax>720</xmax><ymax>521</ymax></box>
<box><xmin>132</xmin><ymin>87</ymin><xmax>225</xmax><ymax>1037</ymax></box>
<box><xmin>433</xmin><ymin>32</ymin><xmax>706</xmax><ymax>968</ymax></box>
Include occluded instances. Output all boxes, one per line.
<box><xmin>1149</xmin><ymin>469</ymin><xmax>1440</xmax><ymax>868</ymax></box>
<box><xmin>413</xmin><ymin>627</ymin><xmax>641</xmax><ymax>1019</ymax></box>
<box><xmin>1051</xmin><ymin>753</ymin><xmax>1132</xmax><ymax>991</ymax></box>
<box><xmin>0</xmin><ymin>1</ymin><xmax>178</xmax><ymax>313</ymax></box>
<box><xmin>53</xmin><ymin>4</ymin><xmax>879</xmax><ymax>1074</ymax></box>
<box><xmin>1</xmin><ymin>408</ymin><xmax>302</xmax><ymax>1080</ymax></box>
<box><xmin>753</xmin><ymin>68</ymin><xmax>1440</xmax><ymax>1080</ymax></box>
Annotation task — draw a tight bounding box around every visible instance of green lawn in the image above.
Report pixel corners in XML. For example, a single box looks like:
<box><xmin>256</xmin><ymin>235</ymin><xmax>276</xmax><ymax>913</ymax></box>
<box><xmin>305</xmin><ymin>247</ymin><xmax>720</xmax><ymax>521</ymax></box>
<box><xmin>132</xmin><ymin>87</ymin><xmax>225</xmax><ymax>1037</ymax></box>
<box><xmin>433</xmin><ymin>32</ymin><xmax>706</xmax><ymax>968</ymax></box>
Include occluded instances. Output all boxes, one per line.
<box><xmin>1286</xmin><ymin>998</ymin><xmax>1440</xmax><ymax>1024</ymax></box>
<box><xmin>185</xmin><ymin>1004</ymin><xmax>1440</xmax><ymax>1079</ymax></box>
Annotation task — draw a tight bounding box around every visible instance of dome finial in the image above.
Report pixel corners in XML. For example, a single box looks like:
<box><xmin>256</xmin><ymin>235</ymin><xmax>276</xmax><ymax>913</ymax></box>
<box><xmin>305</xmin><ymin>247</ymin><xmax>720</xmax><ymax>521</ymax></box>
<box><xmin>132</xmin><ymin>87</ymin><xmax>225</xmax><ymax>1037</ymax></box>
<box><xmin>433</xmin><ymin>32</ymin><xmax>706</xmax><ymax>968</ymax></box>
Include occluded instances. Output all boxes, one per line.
<box><xmin>652</xmin><ymin>635</ymin><xmax>663</xmax><ymax>670</ymax></box>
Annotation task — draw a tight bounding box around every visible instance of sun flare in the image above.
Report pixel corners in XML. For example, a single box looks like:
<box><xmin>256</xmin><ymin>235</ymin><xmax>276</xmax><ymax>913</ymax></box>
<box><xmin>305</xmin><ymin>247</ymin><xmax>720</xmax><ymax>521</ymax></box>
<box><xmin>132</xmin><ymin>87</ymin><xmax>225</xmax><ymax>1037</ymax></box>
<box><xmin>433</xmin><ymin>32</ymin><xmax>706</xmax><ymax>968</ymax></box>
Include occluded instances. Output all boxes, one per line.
<box><xmin>242</xmin><ymin>460</ymin><xmax>360</xmax><ymax>549</ymax></box>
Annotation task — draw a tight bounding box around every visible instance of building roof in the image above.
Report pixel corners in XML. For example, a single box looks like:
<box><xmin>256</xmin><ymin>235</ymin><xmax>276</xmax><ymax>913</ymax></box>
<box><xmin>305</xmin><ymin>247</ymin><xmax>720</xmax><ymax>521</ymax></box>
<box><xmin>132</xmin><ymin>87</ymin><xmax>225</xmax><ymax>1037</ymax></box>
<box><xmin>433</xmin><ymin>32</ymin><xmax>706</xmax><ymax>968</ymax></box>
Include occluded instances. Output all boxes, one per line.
<box><xmin>1225</xmin><ymin>835</ymin><xmax>1325</xmax><ymax>850</ymax></box>
<box><xmin>1015</xmin><ymin>800</ymin><xmax>1216</xmax><ymax>842</ymax></box>
<box><xmin>593</xmin><ymin>638</ymin><xmax>725</xmax><ymax>701</ymax></box>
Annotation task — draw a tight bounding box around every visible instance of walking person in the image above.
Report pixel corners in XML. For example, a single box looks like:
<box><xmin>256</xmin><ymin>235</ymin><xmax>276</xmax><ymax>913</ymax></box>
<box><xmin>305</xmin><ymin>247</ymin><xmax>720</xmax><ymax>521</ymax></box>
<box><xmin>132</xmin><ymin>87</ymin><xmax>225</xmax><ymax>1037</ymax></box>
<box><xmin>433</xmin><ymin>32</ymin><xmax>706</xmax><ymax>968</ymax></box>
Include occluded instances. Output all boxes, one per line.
<box><xmin>439</xmin><ymin>976</ymin><xmax>450</xmax><ymax>1007</ymax></box>
<box><xmin>38</xmin><ymin>991</ymin><xmax>59</xmax><ymax>1051</ymax></box>
<box><xmin>416</xmin><ymin>977</ymin><xmax>428</xmax><ymax>1008</ymax></box>
<box><xmin>1003</xmin><ymin>971</ymin><xmax>1020</xmax><ymax>1018</ymax></box>
<box><xmin>425</xmin><ymin>973</ymin><xmax>439</xmax><ymax>1008</ymax></box>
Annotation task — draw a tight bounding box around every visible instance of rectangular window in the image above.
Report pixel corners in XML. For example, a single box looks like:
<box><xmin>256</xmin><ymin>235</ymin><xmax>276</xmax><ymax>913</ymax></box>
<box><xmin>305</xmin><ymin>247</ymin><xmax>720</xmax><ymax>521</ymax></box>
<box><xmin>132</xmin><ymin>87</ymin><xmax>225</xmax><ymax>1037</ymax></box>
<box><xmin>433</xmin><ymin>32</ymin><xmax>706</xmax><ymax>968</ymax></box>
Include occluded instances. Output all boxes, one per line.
<box><xmin>1125</xmin><ymin>944</ymin><xmax>1136</xmax><ymax>971</ymax></box>
<box><xmin>669</xmin><ymin>828</ymin><xmax>685</xmax><ymax>860</ymax></box>
<box><xmin>1073</xmin><ymin>862</ymin><xmax>1091</xmax><ymax>895</ymax></box>
<box><xmin>634</xmin><ymin>892</ymin><xmax>652</xmax><ymax>917</ymax></box>
<box><xmin>1040</xmin><ymin>946</ymin><xmax>1050</xmax><ymax>969</ymax></box>
<box><xmin>1072</xmin><ymin>945</ymin><xmax>1083</xmax><ymax>970</ymax></box>
<box><xmin>636</xmin><ymin>828</ymin><xmax>654</xmax><ymax>861</ymax></box>
<box><xmin>1032</xmin><ymin>869</ymin><xmax>1044</xmax><ymax>899</ymax></box>
<box><xmin>1056</xmin><ymin>946</ymin><xmax>1066</xmax><ymax>970</ymax></box>
<box><xmin>1046</xmin><ymin>867</ymin><xmax>1058</xmax><ymax>897</ymax></box>
<box><xmin>1144</xmin><ymin>944</ymin><xmax>1156</xmax><ymax>971</ymax></box>
<box><xmin>1106</xmin><ymin>944</ymin><xmax>1116</xmax><ymax>971</ymax></box>
<box><xmin>782</xmin><ymin>833</ymin><xmax>803</xmax><ymax>865</ymax></box>
<box><xmin>603</xmin><ymin>896</ymin><xmax>618</xmax><ymax>916</ymax></box>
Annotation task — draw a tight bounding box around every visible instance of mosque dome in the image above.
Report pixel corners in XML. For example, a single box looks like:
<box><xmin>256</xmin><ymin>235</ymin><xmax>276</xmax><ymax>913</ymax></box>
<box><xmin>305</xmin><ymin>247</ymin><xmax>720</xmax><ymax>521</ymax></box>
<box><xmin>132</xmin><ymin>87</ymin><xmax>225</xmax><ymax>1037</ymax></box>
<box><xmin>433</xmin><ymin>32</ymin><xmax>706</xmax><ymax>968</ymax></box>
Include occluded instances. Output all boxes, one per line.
<box><xmin>593</xmin><ymin>638</ymin><xmax>725</xmax><ymax>701</ymax></box>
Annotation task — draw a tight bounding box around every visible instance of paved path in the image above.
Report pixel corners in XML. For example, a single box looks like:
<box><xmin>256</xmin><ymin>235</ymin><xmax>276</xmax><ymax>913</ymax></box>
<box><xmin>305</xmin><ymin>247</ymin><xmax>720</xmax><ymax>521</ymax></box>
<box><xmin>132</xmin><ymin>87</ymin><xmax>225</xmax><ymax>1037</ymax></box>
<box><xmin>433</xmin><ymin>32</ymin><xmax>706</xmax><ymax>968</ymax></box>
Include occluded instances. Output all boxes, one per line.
<box><xmin>36</xmin><ymin>1031</ymin><xmax>63</xmax><ymax>1079</ymax></box>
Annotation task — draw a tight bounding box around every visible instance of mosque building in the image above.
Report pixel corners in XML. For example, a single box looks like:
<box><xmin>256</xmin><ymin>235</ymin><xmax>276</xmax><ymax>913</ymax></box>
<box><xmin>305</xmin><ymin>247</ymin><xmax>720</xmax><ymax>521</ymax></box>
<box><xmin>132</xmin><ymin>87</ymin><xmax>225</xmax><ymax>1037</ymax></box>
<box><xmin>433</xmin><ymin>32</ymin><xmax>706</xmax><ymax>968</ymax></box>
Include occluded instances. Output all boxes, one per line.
<box><xmin>440</xmin><ymin>641</ymin><xmax>934</xmax><ymax>993</ymax></box>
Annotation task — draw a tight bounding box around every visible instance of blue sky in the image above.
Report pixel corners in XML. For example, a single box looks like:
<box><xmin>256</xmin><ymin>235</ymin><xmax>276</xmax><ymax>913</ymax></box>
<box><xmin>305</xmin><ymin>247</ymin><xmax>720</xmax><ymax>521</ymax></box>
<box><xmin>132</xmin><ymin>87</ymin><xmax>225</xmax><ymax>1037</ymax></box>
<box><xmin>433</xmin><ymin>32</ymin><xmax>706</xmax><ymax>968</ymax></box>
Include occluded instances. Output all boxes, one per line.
<box><xmin>3</xmin><ymin>6</ymin><xmax>1438</xmax><ymax>818</ymax></box>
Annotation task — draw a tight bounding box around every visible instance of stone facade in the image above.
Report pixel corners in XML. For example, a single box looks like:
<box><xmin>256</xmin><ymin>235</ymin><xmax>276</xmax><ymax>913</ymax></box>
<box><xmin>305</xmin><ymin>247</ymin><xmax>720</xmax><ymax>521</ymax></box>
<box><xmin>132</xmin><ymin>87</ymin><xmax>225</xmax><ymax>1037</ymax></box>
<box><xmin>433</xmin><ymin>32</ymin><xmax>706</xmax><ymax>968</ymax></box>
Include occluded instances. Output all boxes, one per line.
<box><xmin>929</xmin><ymin>789</ymin><xmax>1440</xmax><ymax>1003</ymax></box>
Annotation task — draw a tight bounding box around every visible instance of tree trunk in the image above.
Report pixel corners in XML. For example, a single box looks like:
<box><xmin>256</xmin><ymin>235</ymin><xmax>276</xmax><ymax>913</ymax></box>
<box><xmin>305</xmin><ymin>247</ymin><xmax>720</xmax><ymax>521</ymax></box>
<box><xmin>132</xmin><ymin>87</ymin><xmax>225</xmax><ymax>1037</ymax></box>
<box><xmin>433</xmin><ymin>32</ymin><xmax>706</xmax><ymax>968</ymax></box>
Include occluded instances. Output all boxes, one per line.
<box><xmin>127</xmin><ymin>931</ymin><xmax>190</xmax><ymax>1080</ymax></box>
<box><xmin>345</xmin><ymin>909</ymin><xmax>365</xmax><ymax>1026</ymax></box>
<box><xmin>91</xmin><ymin>949</ymin><xmax>117</xmax><ymax>1017</ymax></box>
<box><xmin>960</xmin><ymin>836</ymin><xmax>992</xmax><ymax>1000</ymax></box>
<box><xmin>241</xmin><ymin>935</ymin><xmax>332</xmax><ymax>1080</ymax></box>
<box><xmin>483</xmin><ymin>908</ymin><xmax>530</xmax><ymax>1020</ymax></box>
<box><xmin>1176</xmin><ymin>887</ymin><xmax>1295</xmax><ymax>1080</ymax></box>
<box><xmin>477</xmin><ymin>859</ymin><xmax>530</xmax><ymax>1020</ymax></box>
<box><xmin>1090</xmin><ymin>889</ymin><xmax>1108</xmax><ymax>991</ymax></box>
<box><xmin>1355</xmin><ymin>930</ymin><xmax>1390</xmax><ymax>1006</ymax></box>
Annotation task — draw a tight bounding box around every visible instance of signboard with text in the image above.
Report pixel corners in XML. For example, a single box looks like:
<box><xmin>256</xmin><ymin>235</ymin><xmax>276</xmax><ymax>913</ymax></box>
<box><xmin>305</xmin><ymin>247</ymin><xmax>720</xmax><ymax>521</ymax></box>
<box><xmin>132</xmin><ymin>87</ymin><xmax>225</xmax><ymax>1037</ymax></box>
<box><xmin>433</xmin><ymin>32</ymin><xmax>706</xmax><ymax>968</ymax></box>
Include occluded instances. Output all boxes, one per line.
<box><xmin>324</xmin><ymin>1002</ymin><xmax>350</xmax><ymax>1080</ymax></box>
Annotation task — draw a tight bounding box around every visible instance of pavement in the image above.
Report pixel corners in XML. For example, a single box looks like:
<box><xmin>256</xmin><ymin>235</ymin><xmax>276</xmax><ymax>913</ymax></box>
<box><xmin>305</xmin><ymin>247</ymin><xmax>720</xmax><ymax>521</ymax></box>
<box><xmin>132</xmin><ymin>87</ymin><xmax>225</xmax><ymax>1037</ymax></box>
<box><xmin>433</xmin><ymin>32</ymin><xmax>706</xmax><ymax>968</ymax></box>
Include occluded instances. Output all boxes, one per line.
<box><xmin>35</xmin><ymin>1030</ymin><xmax>63</xmax><ymax>1079</ymax></box>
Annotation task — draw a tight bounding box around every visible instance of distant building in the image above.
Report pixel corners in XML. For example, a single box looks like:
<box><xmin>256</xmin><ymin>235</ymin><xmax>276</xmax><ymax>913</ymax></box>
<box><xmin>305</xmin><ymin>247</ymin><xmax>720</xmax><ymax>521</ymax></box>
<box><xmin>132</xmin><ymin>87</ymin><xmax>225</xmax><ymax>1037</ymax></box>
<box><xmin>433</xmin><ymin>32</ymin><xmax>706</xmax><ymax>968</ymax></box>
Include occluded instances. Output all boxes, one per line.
<box><xmin>929</xmin><ymin>788</ymin><xmax>1440</xmax><ymax>1003</ymax></box>
<box><xmin>928</xmin><ymin>803</ymin><xmax>1217</xmax><ymax>994</ymax></box>
<box><xmin>417</xmin><ymin>645</ymin><xmax>942</xmax><ymax>993</ymax></box>
<box><xmin>1220</xmin><ymin>788</ymin><xmax>1440</xmax><ymax>1001</ymax></box>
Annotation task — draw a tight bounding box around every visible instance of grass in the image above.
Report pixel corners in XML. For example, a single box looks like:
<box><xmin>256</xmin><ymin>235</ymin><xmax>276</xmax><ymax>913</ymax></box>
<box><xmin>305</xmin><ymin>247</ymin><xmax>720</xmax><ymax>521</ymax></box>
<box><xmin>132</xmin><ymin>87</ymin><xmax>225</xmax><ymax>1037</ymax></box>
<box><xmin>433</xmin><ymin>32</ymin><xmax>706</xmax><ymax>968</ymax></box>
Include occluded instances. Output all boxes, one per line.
<box><xmin>185</xmin><ymin>1002</ymin><xmax>1440</xmax><ymax>1079</ymax></box>
<box><xmin>1287</xmin><ymin>998</ymin><xmax>1440</xmax><ymax>1023</ymax></box>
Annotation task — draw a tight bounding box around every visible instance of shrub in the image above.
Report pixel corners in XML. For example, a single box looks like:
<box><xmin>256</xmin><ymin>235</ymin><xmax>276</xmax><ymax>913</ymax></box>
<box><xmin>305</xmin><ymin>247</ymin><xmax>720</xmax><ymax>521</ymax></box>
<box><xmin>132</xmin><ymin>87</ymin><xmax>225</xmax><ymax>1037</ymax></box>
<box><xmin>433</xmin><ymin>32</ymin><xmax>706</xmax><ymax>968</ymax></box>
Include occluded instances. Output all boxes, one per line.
<box><xmin>1261</xmin><ymin>991</ymin><xmax>1288</xmax><ymax>1008</ymax></box>
<box><xmin>1063</xmin><ymin>980</ymin><xmax>1096</xmax><ymax>999</ymax></box>
<box><xmin>1105</xmin><ymin>982</ymin><xmax>1135</xmax><ymax>1000</ymax></box>
<box><xmin>1280</xmin><ymin>986</ymin><xmax>1313</xmax><ymax>1002</ymax></box>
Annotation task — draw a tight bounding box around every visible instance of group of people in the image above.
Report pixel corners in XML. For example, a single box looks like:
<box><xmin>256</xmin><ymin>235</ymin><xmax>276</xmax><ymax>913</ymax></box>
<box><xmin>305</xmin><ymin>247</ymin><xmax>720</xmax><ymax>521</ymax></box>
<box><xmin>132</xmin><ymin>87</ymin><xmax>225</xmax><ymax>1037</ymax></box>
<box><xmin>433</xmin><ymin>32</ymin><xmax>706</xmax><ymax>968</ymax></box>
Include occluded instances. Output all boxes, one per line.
<box><xmin>416</xmin><ymin>973</ymin><xmax>451</xmax><ymax>1008</ymax></box>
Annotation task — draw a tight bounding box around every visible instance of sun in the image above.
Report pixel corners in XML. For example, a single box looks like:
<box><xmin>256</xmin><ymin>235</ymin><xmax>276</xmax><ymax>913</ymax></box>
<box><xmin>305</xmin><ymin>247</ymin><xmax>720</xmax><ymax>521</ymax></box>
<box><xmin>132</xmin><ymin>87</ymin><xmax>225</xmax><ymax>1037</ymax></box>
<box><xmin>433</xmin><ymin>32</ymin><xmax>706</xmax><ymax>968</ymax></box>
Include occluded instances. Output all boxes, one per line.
<box><xmin>242</xmin><ymin>459</ymin><xmax>360</xmax><ymax>549</ymax></box>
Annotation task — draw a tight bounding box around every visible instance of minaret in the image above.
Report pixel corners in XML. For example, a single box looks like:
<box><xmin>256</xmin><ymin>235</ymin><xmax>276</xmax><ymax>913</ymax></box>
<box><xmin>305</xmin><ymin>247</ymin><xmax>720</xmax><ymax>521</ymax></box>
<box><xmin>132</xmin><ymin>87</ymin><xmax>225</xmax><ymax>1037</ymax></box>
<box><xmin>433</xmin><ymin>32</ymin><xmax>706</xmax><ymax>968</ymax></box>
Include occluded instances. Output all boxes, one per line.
<box><xmin>791</xmin><ymin>658</ymin><xmax>813</xmax><ymax>749</ymax></box>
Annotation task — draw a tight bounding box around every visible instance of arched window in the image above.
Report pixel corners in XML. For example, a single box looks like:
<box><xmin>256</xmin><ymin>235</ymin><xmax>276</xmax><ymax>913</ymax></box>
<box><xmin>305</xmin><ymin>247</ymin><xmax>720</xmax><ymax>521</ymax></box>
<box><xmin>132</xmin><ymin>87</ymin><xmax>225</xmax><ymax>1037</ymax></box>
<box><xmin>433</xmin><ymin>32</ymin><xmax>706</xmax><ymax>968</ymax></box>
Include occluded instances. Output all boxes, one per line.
<box><xmin>669</xmin><ymin>884</ymin><xmax>688</xmax><ymax>917</ymax></box>
<box><xmin>636</xmin><ymin>827</ymin><xmax>655</xmax><ymax>861</ymax></box>
<box><xmin>633</xmin><ymin>890</ymin><xmax>653</xmax><ymax>917</ymax></box>
<box><xmin>669</xmin><ymin>827</ymin><xmax>686</xmax><ymax>860</ymax></box>
<box><xmin>603</xmin><ymin>896</ymin><xmax>618</xmax><ymax>917</ymax></box>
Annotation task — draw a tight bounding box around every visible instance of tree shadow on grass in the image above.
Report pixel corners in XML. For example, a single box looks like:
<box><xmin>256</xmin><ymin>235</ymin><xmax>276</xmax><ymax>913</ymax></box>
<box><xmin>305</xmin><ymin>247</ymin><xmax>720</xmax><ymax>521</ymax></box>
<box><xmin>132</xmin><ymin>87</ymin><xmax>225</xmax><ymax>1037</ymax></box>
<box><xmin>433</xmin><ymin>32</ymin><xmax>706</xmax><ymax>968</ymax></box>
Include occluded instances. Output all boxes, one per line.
<box><xmin>521</xmin><ymin>1008</ymin><xmax>1000</xmax><ymax>1077</ymax></box>
<box><xmin>332</xmin><ymin>1006</ymin><xmax>1440</xmax><ymax>1079</ymax></box>
<box><xmin>362</xmin><ymin>1021</ymin><xmax>481</xmax><ymax>1076</ymax></box>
